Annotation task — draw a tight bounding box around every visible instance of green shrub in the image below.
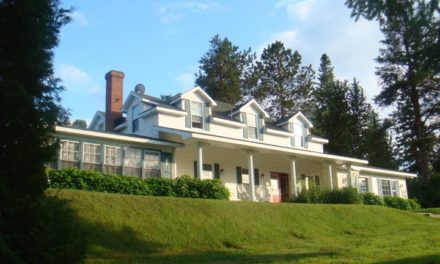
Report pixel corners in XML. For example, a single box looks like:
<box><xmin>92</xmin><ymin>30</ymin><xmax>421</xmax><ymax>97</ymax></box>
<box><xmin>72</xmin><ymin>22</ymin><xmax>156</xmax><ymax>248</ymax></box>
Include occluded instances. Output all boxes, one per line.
<box><xmin>321</xmin><ymin>187</ymin><xmax>362</xmax><ymax>204</ymax></box>
<box><xmin>290</xmin><ymin>183</ymin><xmax>322</xmax><ymax>203</ymax></box>
<box><xmin>408</xmin><ymin>198</ymin><xmax>421</xmax><ymax>210</ymax></box>
<box><xmin>362</xmin><ymin>192</ymin><xmax>384</xmax><ymax>206</ymax></box>
<box><xmin>383</xmin><ymin>196</ymin><xmax>411</xmax><ymax>210</ymax></box>
<box><xmin>47</xmin><ymin>169</ymin><xmax>230</xmax><ymax>200</ymax></box>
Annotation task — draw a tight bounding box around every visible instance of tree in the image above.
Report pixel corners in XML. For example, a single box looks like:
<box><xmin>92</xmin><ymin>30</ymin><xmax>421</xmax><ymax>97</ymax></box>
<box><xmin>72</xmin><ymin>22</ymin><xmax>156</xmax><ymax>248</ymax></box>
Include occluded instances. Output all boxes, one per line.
<box><xmin>0</xmin><ymin>0</ymin><xmax>72</xmax><ymax>261</ymax></box>
<box><xmin>196</xmin><ymin>35</ymin><xmax>254</xmax><ymax>104</ymax></box>
<box><xmin>346</xmin><ymin>0</ymin><xmax>440</xmax><ymax>182</ymax></box>
<box><xmin>72</xmin><ymin>119</ymin><xmax>87</xmax><ymax>129</ymax></box>
<box><xmin>347</xmin><ymin>79</ymin><xmax>372</xmax><ymax>158</ymax></box>
<box><xmin>365</xmin><ymin>114</ymin><xmax>398</xmax><ymax>169</ymax></box>
<box><xmin>247</xmin><ymin>41</ymin><xmax>315</xmax><ymax>120</ymax></box>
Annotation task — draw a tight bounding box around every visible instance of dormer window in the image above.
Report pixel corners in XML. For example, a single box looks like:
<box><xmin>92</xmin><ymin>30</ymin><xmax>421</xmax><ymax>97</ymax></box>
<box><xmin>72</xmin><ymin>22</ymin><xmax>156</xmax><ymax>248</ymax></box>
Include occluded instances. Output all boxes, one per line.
<box><xmin>247</xmin><ymin>113</ymin><xmax>258</xmax><ymax>139</ymax></box>
<box><xmin>190</xmin><ymin>101</ymin><xmax>203</xmax><ymax>129</ymax></box>
<box><xmin>293</xmin><ymin>122</ymin><xmax>305</xmax><ymax>147</ymax></box>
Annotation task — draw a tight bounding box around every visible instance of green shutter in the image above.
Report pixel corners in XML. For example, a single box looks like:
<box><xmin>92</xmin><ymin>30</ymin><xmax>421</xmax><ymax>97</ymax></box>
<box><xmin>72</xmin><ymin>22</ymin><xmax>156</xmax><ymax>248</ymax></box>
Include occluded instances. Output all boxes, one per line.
<box><xmin>242</xmin><ymin>113</ymin><xmax>248</xmax><ymax>139</ymax></box>
<box><xmin>236</xmin><ymin>166</ymin><xmax>242</xmax><ymax>184</ymax></box>
<box><xmin>214</xmin><ymin>163</ymin><xmax>220</xmax><ymax>179</ymax></box>
<box><xmin>204</xmin><ymin>104</ymin><xmax>210</xmax><ymax>131</ymax></box>
<box><xmin>254</xmin><ymin>168</ymin><xmax>260</xmax><ymax>186</ymax></box>
<box><xmin>185</xmin><ymin>100</ymin><xmax>191</xmax><ymax>128</ymax></box>
<box><xmin>194</xmin><ymin>160</ymin><xmax>198</xmax><ymax>178</ymax></box>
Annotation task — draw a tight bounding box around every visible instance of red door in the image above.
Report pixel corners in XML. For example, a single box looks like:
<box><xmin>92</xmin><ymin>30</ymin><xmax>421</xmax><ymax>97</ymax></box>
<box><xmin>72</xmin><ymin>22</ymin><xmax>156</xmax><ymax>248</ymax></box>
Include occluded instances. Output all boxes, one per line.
<box><xmin>272</xmin><ymin>172</ymin><xmax>289</xmax><ymax>201</ymax></box>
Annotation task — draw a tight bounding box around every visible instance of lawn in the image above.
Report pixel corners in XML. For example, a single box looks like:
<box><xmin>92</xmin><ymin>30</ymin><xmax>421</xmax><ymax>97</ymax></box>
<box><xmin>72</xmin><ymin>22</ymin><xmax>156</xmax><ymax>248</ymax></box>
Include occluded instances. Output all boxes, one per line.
<box><xmin>47</xmin><ymin>189</ymin><xmax>440</xmax><ymax>263</ymax></box>
<box><xmin>414</xmin><ymin>208</ymin><xmax>440</xmax><ymax>215</ymax></box>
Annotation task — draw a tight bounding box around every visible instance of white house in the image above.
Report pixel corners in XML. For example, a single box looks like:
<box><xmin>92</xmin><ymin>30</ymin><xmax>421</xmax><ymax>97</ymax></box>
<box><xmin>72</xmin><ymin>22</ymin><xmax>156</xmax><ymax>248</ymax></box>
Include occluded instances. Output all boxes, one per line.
<box><xmin>52</xmin><ymin>70</ymin><xmax>416</xmax><ymax>202</ymax></box>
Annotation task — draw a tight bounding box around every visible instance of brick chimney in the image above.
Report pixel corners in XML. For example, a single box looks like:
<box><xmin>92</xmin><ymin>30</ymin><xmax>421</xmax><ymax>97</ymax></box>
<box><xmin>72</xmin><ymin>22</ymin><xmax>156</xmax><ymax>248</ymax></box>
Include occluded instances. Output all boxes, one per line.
<box><xmin>105</xmin><ymin>70</ymin><xmax>125</xmax><ymax>131</ymax></box>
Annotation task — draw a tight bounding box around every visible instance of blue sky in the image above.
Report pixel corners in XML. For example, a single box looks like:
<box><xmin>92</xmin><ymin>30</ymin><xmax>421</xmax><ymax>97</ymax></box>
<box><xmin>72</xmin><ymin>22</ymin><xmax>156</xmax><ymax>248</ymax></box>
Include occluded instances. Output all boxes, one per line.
<box><xmin>54</xmin><ymin>0</ymin><xmax>384</xmax><ymax>124</ymax></box>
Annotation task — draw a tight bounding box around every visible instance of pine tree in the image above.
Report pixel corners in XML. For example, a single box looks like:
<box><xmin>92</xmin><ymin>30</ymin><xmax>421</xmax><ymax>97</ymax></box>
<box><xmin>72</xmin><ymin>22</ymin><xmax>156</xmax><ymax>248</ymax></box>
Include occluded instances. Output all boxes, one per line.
<box><xmin>0</xmin><ymin>0</ymin><xmax>72</xmax><ymax>261</ymax></box>
<box><xmin>248</xmin><ymin>41</ymin><xmax>315</xmax><ymax>120</ymax></box>
<box><xmin>196</xmin><ymin>35</ymin><xmax>254</xmax><ymax>104</ymax></box>
<box><xmin>346</xmin><ymin>0</ymin><xmax>440</xmax><ymax>182</ymax></box>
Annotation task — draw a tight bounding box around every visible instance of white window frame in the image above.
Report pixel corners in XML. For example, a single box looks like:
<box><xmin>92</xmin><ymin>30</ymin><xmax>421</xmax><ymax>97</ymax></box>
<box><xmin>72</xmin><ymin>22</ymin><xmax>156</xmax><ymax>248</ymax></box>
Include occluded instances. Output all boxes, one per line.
<box><xmin>247</xmin><ymin>113</ymin><xmax>258</xmax><ymax>139</ymax></box>
<box><xmin>83</xmin><ymin>143</ymin><xmax>101</xmax><ymax>164</ymax></box>
<box><xmin>191</xmin><ymin>101</ymin><xmax>203</xmax><ymax>129</ymax></box>
<box><xmin>104</xmin><ymin>145</ymin><xmax>122</xmax><ymax>166</ymax></box>
<box><xmin>380</xmin><ymin>179</ymin><xmax>391</xmax><ymax>196</ymax></box>
<box><xmin>60</xmin><ymin>140</ymin><xmax>80</xmax><ymax>162</ymax></box>
<box><xmin>143</xmin><ymin>150</ymin><xmax>161</xmax><ymax>171</ymax></box>
<box><xmin>293</xmin><ymin>122</ymin><xmax>305</xmax><ymax>148</ymax></box>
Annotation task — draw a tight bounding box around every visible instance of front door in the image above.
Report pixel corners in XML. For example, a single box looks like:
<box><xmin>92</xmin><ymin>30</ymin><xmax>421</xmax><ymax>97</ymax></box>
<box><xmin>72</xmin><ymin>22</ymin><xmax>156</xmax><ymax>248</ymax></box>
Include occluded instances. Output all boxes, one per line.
<box><xmin>272</xmin><ymin>172</ymin><xmax>289</xmax><ymax>201</ymax></box>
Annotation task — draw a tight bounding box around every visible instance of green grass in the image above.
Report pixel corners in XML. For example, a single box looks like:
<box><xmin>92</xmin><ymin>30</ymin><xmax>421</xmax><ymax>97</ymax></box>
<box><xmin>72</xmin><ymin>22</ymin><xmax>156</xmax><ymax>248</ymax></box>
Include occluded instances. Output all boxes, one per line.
<box><xmin>414</xmin><ymin>208</ymin><xmax>440</xmax><ymax>215</ymax></box>
<box><xmin>47</xmin><ymin>189</ymin><xmax>440</xmax><ymax>263</ymax></box>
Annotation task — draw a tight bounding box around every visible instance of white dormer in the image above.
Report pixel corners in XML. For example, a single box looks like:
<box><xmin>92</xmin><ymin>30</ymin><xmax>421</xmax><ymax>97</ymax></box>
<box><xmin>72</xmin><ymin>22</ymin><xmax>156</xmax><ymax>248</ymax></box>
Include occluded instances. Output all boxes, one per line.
<box><xmin>275</xmin><ymin>112</ymin><xmax>314</xmax><ymax>149</ymax></box>
<box><xmin>230</xmin><ymin>99</ymin><xmax>269</xmax><ymax>141</ymax></box>
<box><xmin>177</xmin><ymin>86</ymin><xmax>217</xmax><ymax>131</ymax></box>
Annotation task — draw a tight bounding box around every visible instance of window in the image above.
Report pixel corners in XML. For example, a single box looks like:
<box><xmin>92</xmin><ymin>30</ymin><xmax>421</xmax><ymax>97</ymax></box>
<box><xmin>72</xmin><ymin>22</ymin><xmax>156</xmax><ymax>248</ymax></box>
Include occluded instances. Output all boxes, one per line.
<box><xmin>60</xmin><ymin>141</ymin><xmax>79</xmax><ymax>161</ymax></box>
<box><xmin>381</xmin><ymin>180</ymin><xmax>391</xmax><ymax>196</ymax></box>
<box><xmin>132</xmin><ymin>104</ymin><xmax>140</xmax><ymax>132</ymax></box>
<box><xmin>83</xmin><ymin>143</ymin><xmax>101</xmax><ymax>164</ymax></box>
<box><xmin>293</xmin><ymin>123</ymin><xmax>305</xmax><ymax>147</ymax></box>
<box><xmin>124</xmin><ymin>148</ymin><xmax>142</xmax><ymax>177</ymax></box>
<box><xmin>241</xmin><ymin>168</ymin><xmax>249</xmax><ymax>175</ymax></box>
<box><xmin>358</xmin><ymin>177</ymin><xmax>368</xmax><ymax>193</ymax></box>
<box><xmin>247</xmin><ymin>113</ymin><xmax>258</xmax><ymax>139</ymax></box>
<box><xmin>391</xmin><ymin>181</ymin><xmax>399</xmax><ymax>197</ymax></box>
<box><xmin>191</xmin><ymin>101</ymin><xmax>203</xmax><ymax>128</ymax></box>
<box><xmin>314</xmin><ymin>175</ymin><xmax>320</xmax><ymax>187</ymax></box>
<box><xmin>143</xmin><ymin>151</ymin><xmax>160</xmax><ymax>178</ymax></box>
<box><xmin>104</xmin><ymin>146</ymin><xmax>122</xmax><ymax>175</ymax></box>
<box><xmin>203</xmin><ymin>164</ymin><xmax>213</xmax><ymax>171</ymax></box>
<box><xmin>105</xmin><ymin>146</ymin><xmax>122</xmax><ymax>166</ymax></box>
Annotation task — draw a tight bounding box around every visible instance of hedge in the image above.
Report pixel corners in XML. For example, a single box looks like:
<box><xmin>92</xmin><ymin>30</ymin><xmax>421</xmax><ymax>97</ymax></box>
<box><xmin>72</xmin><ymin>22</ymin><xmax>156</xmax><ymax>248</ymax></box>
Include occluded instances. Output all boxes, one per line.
<box><xmin>47</xmin><ymin>169</ymin><xmax>230</xmax><ymax>200</ymax></box>
<box><xmin>289</xmin><ymin>186</ymin><xmax>420</xmax><ymax>211</ymax></box>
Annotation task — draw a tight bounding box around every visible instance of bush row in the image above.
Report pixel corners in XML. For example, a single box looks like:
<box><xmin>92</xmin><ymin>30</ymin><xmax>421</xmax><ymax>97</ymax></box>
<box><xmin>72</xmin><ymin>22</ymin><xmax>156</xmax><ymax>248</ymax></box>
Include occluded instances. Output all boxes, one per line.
<box><xmin>47</xmin><ymin>169</ymin><xmax>230</xmax><ymax>200</ymax></box>
<box><xmin>290</xmin><ymin>185</ymin><xmax>420</xmax><ymax>210</ymax></box>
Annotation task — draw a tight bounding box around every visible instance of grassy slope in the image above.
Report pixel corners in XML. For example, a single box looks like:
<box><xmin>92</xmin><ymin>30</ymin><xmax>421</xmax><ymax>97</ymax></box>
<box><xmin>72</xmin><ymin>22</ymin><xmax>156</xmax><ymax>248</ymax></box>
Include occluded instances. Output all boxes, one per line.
<box><xmin>415</xmin><ymin>208</ymin><xmax>440</xmax><ymax>215</ymax></box>
<box><xmin>47</xmin><ymin>189</ymin><xmax>440</xmax><ymax>264</ymax></box>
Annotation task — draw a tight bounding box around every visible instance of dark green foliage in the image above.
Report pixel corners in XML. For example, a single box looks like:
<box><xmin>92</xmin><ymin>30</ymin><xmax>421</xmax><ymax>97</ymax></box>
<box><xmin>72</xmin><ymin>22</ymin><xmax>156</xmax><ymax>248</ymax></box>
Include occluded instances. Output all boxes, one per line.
<box><xmin>0</xmin><ymin>1</ymin><xmax>72</xmax><ymax>262</ymax></box>
<box><xmin>408</xmin><ymin>172</ymin><xmax>440</xmax><ymax>207</ymax></box>
<box><xmin>362</xmin><ymin>192</ymin><xmax>384</xmax><ymax>206</ymax></box>
<box><xmin>291</xmin><ymin>187</ymin><xmax>419</xmax><ymax>210</ymax></box>
<box><xmin>322</xmin><ymin>187</ymin><xmax>362</xmax><ymax>204</ymax></box>
<box><xmin>246</xmin><ymin>41</ymin><xmax>315</xmax><ymax>119</ymax></box>
<box><xmin>47</xmin><ymin>169</ymin><xmax>230</xmax><ymax>200</ymax></box>
<box><xmin>383</xmin><ymin>196</ymin><xmax>421</xmax><ymax>211</ymax></box>
<box><xmin>196</xmin><ymin>35</ymin><xmax>254</xmax><ymax>104</ymax></box>
<box><xmin>72</xmin><ymin>119</ymin><xmax>87</xmax><ymax>129</ymax></box>
<box><xmin>346</xmin><ymin>0</ymin><xmax>440</xmax><ymax>183</ymax></box>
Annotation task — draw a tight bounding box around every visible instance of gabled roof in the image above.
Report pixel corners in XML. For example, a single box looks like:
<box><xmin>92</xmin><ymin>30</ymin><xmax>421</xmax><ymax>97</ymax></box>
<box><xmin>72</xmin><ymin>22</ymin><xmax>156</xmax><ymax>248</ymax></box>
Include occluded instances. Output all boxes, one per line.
<box><xmin>229</xmin><ymin>99</ymin><xmax>270</xmax><ymax>119</ymax></box>
<box><xmin>276</xmin><ymin>112</ymin><xmax>313</xmax><ymax>128</ymax></box>
<box><xmin>89</xmin><ymin>111</ymin><xmax>105</xmax><ymax>129</ymax></box>
<box><xmin>178</xmin><ymin>86</ymin><xmax>217</xmax><ymax>106</ymax></box>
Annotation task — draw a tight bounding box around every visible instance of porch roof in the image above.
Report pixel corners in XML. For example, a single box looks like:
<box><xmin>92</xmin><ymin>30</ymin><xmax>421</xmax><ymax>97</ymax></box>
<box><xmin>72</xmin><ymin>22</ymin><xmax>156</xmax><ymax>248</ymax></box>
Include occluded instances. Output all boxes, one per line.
<box><xmin>156</xmin><ymin>126</ymin><xmax>368</xmax><ymax>165</ymax></box>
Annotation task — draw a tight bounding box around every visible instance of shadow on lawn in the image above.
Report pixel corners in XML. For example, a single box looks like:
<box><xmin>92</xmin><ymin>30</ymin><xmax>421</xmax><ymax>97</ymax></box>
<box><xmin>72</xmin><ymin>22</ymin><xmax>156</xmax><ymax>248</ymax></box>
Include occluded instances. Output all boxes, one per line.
<box><xmin>375</xmin><ymin>255</ymin><xmax>440</xmax><ymax>264</ymax></box>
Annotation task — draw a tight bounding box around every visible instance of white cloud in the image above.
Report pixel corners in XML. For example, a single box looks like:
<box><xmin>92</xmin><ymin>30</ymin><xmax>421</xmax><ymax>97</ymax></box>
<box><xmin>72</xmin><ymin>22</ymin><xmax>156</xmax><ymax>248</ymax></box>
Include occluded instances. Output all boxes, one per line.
<box><xmin>260</xmin><ymin>0</ymin><xmax>383</xmax><ymax>109</ymax></box>
<box><xmin>158</xmin><ymin>1</ymin><xmax>223</xmax><ymax>24</ymax></box>
<box><xmin>69</xmin><ymin>11</ymin><xmax>89</xmax><ymax>27</ymax></box>
<box><xmin>57</xmin><ymin>64</ymin><xmax>91</xmax><ymax>83</ymax></box>
<box><xmin>176</xmin><ymin>72</ymin><xmax>195</xmax><ymax>90</ymax></box>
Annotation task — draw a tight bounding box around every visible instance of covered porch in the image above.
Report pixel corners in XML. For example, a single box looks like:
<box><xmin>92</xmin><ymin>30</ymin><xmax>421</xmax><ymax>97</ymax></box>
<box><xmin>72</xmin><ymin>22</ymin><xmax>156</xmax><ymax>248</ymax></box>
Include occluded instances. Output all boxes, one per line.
<box><xmin>164</xmin><ymin>129</ymin><xmax>367</xmax><ymax>202</ymax></box>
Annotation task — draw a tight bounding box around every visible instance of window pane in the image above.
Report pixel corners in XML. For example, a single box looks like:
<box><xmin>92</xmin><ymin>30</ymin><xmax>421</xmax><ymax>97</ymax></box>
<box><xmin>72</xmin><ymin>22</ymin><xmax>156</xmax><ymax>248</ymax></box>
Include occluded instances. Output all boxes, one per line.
<box><xmin>294</xmin><ymin>123</ymin><xmax>304</xmax><ymax>136</ymax></box>
<box><xmin>143</xmin><ymin>151</ymin><xmax>160</xmax><ymax>170</ymax></box>
<box><xmin>124</xmin><ymin>148</ymin><xmax>142</xmax><ymax>168</ymax></box>
<box><xmin>247</xmin><ymin>113</ymin><xmax>256</xmax><ymax>127</ymax></box>
<box><xmin>61</xmin><ymin>141</ymin><xmax>79</xmax><ymax>162</ymax></box>
<box><xmin>381</xmin><ymin>180</ymin><xmax>391</xmax><ymax>196</ymax></box>
<box><xmin>358</xmin><ymin>178</ymin><xmax>368</xmax><ymax>193</ymax></box>
<box><xmin>83</xmin><ymin>143</ymin><xmax>101</xmax><ymax>164</ymax></box>
<box><xmin>192</xmin><ymin>115</ymin><xmax>203</xmax><ymax>128</ymax></box>
<box><xmin>105</xmin><ymin>146</ymin><xmax>121</xmax><ymax>166</ymax></box>
<box><xmin>191</xmin><ymin>101</ymin><xmax>203</xmax><ymax>116</ymax></box>
<box><xmin>248</xmin><ymin>127</ymin><xmax>257</xmax><ymax>139</ymax></box>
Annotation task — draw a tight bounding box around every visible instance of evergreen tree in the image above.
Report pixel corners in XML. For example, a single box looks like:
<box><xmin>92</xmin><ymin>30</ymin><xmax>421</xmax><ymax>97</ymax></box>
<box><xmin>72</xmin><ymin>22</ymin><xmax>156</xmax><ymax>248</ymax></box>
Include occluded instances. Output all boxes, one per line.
<box><xmin>346</xmin><ymin>0</ymin><xmax>440</xmax><ymax>182</ymax></box>
<box><xmin>196</xmin><ymin>35</ymin><xmax>254</xmax><ymax>104</ymax></box>
<box><xmin>365</xmin><ymin>113</ymin><xmax>398</xmax><ymax>169</ymax></box>
<box><xmin>347</xmin><ymin>79</ymin><xmax>372</xmax><ymax>158</ymax></box>
<box><xmin>248</xmin><ymin>41</ymin><xmax>315</xmax><ymax>120</ymax></box>
<box><xmin>0</xmin><ymin>0</ymin><xmax>72</xmax><ymax>261</ymax></box>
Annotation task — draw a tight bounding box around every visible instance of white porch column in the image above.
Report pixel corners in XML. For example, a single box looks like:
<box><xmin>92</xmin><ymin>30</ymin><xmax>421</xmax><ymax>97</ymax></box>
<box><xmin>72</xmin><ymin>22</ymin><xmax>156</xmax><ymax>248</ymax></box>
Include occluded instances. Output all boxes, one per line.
<box><xmin>289</xmin><ymin>158</ymin><xmax>298</xmax><ymax>197</ymax></box>
<box><xmin>247</xmin><ymin>150</ymin><xmax>256</xmax><ymax>202</ymax></box>
<box><xmin>305</xmin><ymin>176</ymin><xmax>309</xmax><ymax>190</ymax></box>
<box><xmin>328</xmin><ymin>162</ymin><xmax>334</xmax><ymax>190</ymax></box>
<box><xmin>347</xmin><ymin>163</ymin><xmax>352</xmax><ymax>187</ymax></box>
<box><xmin>196</xmin><ymin>142</ymin><xmax>203</xmax><ymax>179</ymax></box>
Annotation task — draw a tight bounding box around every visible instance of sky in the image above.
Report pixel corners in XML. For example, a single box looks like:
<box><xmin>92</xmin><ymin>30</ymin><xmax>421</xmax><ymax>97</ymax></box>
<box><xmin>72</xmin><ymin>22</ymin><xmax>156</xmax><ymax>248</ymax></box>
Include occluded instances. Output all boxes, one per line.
<box><xmin>54</xmin><ymin>0</ymin><xmax>385</xmax><ymax>124</ymax></box>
